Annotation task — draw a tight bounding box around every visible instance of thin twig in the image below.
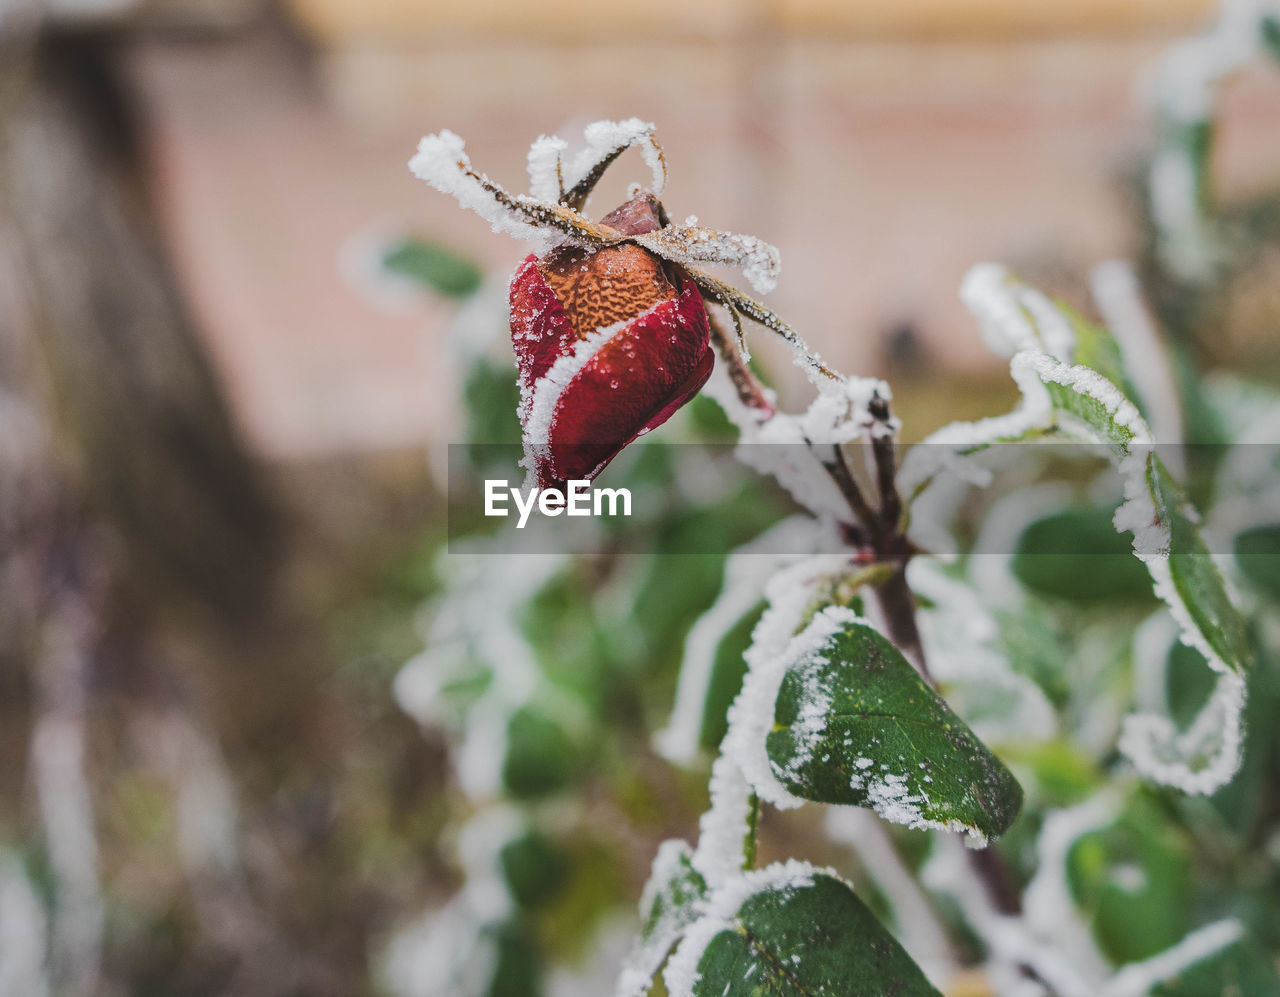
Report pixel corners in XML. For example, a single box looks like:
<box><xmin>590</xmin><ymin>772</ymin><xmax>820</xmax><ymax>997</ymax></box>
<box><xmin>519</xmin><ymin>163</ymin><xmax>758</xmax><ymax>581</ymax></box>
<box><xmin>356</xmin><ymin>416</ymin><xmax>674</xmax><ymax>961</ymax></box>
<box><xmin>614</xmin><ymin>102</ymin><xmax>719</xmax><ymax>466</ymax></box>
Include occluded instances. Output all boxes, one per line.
<box><xmin>704</xmin><ymin>305</ymin><xmax>776</xmax><ymax>417</ymax></box>
<box><xmin>869</xmin><ymin>393</ymin><xmax>903</xmax><ymax>531</ymax></box>
<box><xmin>829</xmin><ymin>440</ymin><xmax>879</xmax><ymax>534</ymax></box>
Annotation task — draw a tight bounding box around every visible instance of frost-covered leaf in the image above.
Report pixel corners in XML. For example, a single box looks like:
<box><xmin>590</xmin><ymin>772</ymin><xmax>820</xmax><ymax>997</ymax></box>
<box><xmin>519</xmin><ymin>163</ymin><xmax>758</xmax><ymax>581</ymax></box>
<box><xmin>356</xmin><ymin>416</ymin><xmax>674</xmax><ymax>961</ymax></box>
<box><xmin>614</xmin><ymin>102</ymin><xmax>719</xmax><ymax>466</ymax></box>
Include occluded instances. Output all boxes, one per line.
<box><xmin>653</xmin><ymin>519</ymin><xmax>817</xmax><ymax>765</ymax></box>
<box><xmin>720</xmin><ymin>556</ymin><xmax>883</xmax><ymax>812</ymax></box>
<box><xmin>1034</xmin><ymin>358</ymin><xmax>1144</xmax><ymax>453</ymax></box>
<box><xmin>763</xmin><ymin>607</ymin><xmax>1023</xmax><ymax>844</ymax></box>
<box><xmin>615</xmin><ymin>841</ymin><xmax>708</xmax><ymax>997</ymax></box>
<box><xmin>1113</xmin><ymin>452</ymin><xmax>1251</xmax><ymax>794</ymax></box>
<box><xmin>664</xmin><ymin>863</ymin><xmax>941</xmax><ymax>997</ymax></box>
<box><xmin>898</xmin><ymin>267</ymin><xmax>1149</xmax><ymax>500</ymax></box>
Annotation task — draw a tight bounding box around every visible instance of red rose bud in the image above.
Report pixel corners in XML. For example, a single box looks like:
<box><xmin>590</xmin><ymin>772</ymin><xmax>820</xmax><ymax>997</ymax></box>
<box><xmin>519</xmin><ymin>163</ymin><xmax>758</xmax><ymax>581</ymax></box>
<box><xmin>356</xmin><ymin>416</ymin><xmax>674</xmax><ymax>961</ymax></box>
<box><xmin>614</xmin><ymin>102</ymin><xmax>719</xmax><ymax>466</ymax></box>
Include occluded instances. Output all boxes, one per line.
<box><xmin>509</xmin><ymin>194</ymin><xmax>713</xmax><ymax>490</ymax></box>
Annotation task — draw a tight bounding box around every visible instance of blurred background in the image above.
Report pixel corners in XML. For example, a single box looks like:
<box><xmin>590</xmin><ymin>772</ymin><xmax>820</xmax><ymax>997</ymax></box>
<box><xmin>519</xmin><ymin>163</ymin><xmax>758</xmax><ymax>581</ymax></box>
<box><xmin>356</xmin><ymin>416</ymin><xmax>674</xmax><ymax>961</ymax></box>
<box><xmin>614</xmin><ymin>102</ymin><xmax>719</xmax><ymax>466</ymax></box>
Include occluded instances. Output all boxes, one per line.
<box><xmin>2</xmin><ymin>0</ymin><xmax>1279</xmax><ymax>994</ymax></box>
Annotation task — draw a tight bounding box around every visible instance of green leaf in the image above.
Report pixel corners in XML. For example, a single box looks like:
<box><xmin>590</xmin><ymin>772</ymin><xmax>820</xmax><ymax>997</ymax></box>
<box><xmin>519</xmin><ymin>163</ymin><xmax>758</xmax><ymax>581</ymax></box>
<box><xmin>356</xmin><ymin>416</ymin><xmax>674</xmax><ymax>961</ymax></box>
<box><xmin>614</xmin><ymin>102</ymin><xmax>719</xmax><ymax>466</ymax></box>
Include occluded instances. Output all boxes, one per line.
<box><xmin>674</xmin><ymin>868</ymin><xmax>941</xmax><ymax>997</ymax></box>
<box><xmin>1147</xmin><ymin>456</ymin><xmax>1251</xmax><ymax>674</ymax></box>
<box><xmin>765</xmin><ymin>611</ymin><xmax>1023</xmax><ymax>842</ymax></box>
<box><xmin>483</xmin><ymin>919</ymin><xmax>544</xmax><ymax>997</ymax></box>
<box><xmin>463</xmin><ymin>357</ymin><xmax>522</xmax><ymax>448</ymax></box>
<box><xmin>1067</xmin><ymin>798</ymin><xmax>1193</xmax><ymax>963</ymax></box>
<box><xmin>995</xmin><ymin>604</ymin><xmax>1073</xmax><ymax>707</ymax></box>
<box><xmin>1209</xmin><ymin>630</ymin><xmax>1280</xmax><ymax>836</ymax></box>
<box><xmin>1166</xmin><ymin>641</ymin><xmax>1217</xmax><ymax>731</ymax></box>
<box><xmin>1234</xmin><ymin>524</ymin><xmax>1280</xmax><ymax>600</ymax></box>
<box><xmin>1011</xmin><ymin>506</ymin><xmax>1156</xmax><ymax>604</ymax></box>
<box><xmin>1005</xmin><ymin>741</ymin><xmax>1102</xmax><ymax>805</ymax></box>
<box><xmin>382</xmin><ymin>238</ymin><xmax>483</xmax><ymax>298</ymax></box>
<box><xmin>699</xmin><ymin>602</ymin><xmax>765</xmax><ymax>753</ymax></box>
<box><xmin>500</xmin><ymin>831</ymin><xmax>569</xmax><ymax>909</ymax></box>
<box><xmin>1261</xmin><ymin>16</ymin><xmax>1280</xmax><ymax>63</ymax></box>
<box><xmin>503</xmin><ymin>707</ymin><xmax>576</xmax><ymax>799</ymax></box>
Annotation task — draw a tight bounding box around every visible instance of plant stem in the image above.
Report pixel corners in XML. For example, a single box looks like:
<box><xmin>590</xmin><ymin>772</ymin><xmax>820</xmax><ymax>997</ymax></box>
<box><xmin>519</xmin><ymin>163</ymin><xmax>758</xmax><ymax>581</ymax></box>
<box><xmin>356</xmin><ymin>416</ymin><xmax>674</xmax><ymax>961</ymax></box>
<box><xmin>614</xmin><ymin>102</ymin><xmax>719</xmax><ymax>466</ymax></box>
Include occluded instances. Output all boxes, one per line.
<box><xmin>819</xmin><ymin>440</ymin><xmax>879</xmax><ymax>539</ymax></box>
<box><xmin>706</xmin><ymin>304</ymin><xmax>929</xmax><ymax>679</ymax></box>
<box><xmin>743</xmin><ymin>791</ymin><xmax>761</xmax><ymax>871</ymax></box>
<box><xmin>874</xmin><ymin>565</ymin><xmax>929</xmax><ymax>681</ymax></box>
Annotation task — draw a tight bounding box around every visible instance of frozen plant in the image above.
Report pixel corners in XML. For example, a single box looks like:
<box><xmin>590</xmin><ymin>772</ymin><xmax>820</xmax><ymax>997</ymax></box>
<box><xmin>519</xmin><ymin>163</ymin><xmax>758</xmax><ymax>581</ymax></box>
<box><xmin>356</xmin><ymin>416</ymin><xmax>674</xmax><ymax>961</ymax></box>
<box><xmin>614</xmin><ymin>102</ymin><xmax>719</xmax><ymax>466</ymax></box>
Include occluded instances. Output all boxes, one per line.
<box><xmin>405</xmin><ymin>10</ymin><xmax>1280</xmax><ymax>988</ymax></box>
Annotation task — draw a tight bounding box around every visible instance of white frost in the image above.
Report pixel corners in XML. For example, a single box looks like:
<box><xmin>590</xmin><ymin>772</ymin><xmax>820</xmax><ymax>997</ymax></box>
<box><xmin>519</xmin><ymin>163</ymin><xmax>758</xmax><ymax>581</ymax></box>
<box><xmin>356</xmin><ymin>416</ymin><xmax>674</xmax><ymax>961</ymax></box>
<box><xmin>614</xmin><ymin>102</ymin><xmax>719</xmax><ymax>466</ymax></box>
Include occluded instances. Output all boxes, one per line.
<box><xmin>691</xmin><ymin>756</ymin><xmax>755</xmax><ymax>887</ymax></box>
<box><xmin>564</xmin><ymin>118</ymin><xmax>666</xmax><ymax>198</ymax></box>
<box><xmin>908</xmin><ymin>560</ymin><xmax>1058</xmax><ymax>746</ymax></box>
<box><xmin>1022</xmin><ymin>794</ymin><xmax>1120</xmax><ymax>987</ymax></box>
<box><xmin>720</xmin><ymin>573</ymin><xmax>857</xmax><ymax>810</ymax></box>
<box><xmin>960</xmin><ymin>263</ymin><xmax>1074</xmax><ymax>361</ymax></box>
<box><xmin>709</xmin><ymin>354</ymin><xmax>893</xmax><ymax>522</ymax></box>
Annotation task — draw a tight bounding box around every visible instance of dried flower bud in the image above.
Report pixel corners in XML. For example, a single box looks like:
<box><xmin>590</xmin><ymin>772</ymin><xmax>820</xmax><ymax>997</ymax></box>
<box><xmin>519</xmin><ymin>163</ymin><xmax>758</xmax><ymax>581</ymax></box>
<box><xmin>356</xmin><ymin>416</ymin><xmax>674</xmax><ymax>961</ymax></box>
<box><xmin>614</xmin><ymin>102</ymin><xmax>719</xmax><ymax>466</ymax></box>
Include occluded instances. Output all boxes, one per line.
<box><xmin>510</xmin><ymin>194</ymin><xmax>713</xmax><ymax>489</ymax></box>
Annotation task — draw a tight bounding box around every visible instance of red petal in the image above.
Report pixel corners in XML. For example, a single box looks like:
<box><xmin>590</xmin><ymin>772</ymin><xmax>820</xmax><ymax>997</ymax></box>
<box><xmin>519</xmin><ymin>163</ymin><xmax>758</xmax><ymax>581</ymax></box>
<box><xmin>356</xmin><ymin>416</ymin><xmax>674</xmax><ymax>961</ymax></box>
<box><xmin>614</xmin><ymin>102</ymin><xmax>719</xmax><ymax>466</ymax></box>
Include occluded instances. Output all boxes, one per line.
<box><xmin>533</xmin><ymin>280</ymin><xmax>712</xmax><ymax>487</ymax></box>
<box><xmin>508</xmin><ymin>254</ymin><xmax>578</xmax><ymax>400</ymax></box>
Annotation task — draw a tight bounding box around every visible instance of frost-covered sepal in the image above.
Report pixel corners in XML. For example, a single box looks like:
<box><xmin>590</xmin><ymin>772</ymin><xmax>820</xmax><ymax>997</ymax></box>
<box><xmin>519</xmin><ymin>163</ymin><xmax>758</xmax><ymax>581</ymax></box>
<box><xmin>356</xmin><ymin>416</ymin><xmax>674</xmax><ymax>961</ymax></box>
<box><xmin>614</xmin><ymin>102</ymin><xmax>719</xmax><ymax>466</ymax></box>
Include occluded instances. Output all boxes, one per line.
<box><xmin>764</xmin><ymin>608</ymin><xmax>1024</xmax><ymax>845</ymax></box>
<box><xmin>663</xmin><ymin>861</ymin><xmax>942</xmax><ymax>997</ymax></box>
